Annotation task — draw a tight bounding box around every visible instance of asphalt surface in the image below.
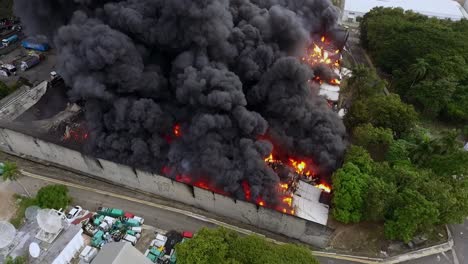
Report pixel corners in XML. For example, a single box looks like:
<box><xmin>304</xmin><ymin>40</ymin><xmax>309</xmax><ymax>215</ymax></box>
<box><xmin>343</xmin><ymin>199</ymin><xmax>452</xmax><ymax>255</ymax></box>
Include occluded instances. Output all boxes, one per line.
<box><xmin>14</xmin><ymin>175</ymin><xmax>217</xmax><ymax>234</ymax></box>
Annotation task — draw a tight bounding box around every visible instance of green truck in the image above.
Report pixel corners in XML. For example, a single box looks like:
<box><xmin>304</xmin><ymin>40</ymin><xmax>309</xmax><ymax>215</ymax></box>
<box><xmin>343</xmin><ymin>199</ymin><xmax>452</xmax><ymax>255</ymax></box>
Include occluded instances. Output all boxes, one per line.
<box><xmin>91</xmin><ymin>230</ymin><xmax>105</xmax><ymax>248</ymax></box>
<box><xmin>97</xmin><ymin>207</ymin><xmax>124</xmax><ymax>218</ymax></box>
<box><xmin>145</xmin><ymin>247</ymin><xmax>165</xmax><ymax>263</ymax></box>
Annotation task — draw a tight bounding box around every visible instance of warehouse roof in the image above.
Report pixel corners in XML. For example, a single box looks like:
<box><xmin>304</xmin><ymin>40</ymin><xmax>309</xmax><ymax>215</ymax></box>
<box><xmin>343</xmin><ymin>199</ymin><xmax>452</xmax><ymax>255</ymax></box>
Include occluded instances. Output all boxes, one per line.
<box><xmin>91</xmin><ymin>242</ymin><xmax>152</xmax><ymax>264</ymax></box>
<box><xmin>344</xmin><ymin>0</ymin><xmax>465</xmax><ymax>20</ymax></box>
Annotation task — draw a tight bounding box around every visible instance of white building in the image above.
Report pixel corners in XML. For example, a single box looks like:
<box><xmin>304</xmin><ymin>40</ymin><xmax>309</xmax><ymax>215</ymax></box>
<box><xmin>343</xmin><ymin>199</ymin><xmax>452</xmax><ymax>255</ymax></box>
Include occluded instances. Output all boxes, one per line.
<box><xmin>343</xmin><ymin>0</ymin><xmax>467</xmax><ymax>23</ymax></box>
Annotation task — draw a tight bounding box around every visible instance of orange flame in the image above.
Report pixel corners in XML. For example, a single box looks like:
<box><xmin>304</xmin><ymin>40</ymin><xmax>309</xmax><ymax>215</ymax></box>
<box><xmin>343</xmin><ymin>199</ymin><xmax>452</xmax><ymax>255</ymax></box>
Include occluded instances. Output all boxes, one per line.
<box><xmin>317</xmin><ymin>183</ymin><xmax>331</xmax><ymax>193</ymax></box>
<box><xmin>279</xmin><ymin>183</ymin><xmax>289</xmax><ymax>190</ymax></box>
<box><xmin>288</xmin><ymin>158</ymin><xmax>313</xmax><ymax>176</ymax></box>
<box><xmin>330</xmin><ymin>79</ymin><xmax>341</xmax><ymax>85</ymax></box>
<box><xmin>264</xmin><ymin>153</ymin><xmax>275</xmax><ymax>162</ymax></box>
<box><xmin>173</xmin><ymin>124</ymin><xmax>181</xmax><ymax>137</ymax></box>
<box><xmin>282</xmin><ymin>197</ymin><xmax>293</xmax><ymax>207</ymax></box>
<box><xmin>302</xmin><ymin>36</ymin><xmax>341</xmax><ymax>69</ymax></box>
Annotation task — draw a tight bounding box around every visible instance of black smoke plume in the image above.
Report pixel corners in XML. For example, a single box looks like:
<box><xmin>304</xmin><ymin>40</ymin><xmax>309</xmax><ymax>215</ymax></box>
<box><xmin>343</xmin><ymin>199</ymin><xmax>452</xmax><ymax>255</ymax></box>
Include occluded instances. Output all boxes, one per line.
<box><xmin>14</xmin><ymin>0</ymin><xmax>346</xmax><ymax>204</ymax></box>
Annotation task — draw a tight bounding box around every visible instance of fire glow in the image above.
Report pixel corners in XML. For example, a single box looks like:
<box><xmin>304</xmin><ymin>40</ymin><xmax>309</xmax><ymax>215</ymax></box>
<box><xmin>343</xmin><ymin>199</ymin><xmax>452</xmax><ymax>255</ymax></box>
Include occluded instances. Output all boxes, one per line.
<box><xmin>62</xmin><ymin>125</ymin><xmax>89</xmax><ymax>142</ymax></box>
<box><xmin>302</xmin><ymin>36</ymin><xmax>341</xmax><ymax>69</ymax></box>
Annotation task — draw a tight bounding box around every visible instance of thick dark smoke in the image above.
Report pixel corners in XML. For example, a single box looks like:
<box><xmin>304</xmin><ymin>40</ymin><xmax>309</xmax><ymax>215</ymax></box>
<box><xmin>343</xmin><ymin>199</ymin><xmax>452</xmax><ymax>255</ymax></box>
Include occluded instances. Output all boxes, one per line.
<box><xmin>15</xmin><ymin>0</ymin><xmax>346</xmax><ymax>204</ymax></box>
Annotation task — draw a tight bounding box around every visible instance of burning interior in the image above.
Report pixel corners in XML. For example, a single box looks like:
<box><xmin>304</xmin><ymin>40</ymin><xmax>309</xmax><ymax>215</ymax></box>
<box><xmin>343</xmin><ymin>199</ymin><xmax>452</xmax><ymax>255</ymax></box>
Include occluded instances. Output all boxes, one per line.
<box><xmin>12</xmin><ymin>0</ymin><xmax>349</xmax><ymax>225</ymax></box>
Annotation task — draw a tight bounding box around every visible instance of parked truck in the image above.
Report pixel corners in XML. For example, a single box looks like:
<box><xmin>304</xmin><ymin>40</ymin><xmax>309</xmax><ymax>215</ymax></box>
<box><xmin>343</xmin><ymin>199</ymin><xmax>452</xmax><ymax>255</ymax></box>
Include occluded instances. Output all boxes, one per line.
<box><xmin>1</xmin><ymin>34</ymin><xmax>18</xmax><ymax>47</ymax></box>
<box><xmin>21</xmin><ymin>40</ymin><xmax>49</xmax><ymax>52</ymax></box>
<box><xmin>20</xmin><ymin>55</ymin><xmax>41</xmax><ymax>71</ymax></box>
<box><xmin>97</xmin><ymin>207</ymin><xmax>125</xmax><ymax>218</ymax></box>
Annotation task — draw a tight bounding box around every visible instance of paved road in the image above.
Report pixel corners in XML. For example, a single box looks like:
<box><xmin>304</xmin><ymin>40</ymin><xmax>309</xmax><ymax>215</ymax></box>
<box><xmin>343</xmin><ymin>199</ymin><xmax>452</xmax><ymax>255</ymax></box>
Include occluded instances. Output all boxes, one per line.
<box><xmin>450</xmin><ymin>220</ymin><xmax>467</xmax><ymax>264</ymax></box>
<box><xmin>14</xmin><ymin>175</ymin><xmax>216</xmax><ymax>234</ymax></box>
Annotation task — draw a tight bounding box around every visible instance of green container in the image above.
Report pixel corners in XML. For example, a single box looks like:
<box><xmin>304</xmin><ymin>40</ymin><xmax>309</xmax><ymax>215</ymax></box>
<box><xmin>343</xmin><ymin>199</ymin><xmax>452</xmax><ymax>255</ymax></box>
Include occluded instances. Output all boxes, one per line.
<box><xmin>126</xmin><ymin>230</ymin><xmax>137</xmax><ymax>236</ymax></box>
<box><xmin>93</xmin><ymin>215</ymin><xmax>104</xmax><ymax>226</ymax></box>
<box><xmin>91</xmin><ymin>230</ymin><xmax>104</xmax><ymax>247</ymax></box>
<box><xmin>97</xmin><ymin>207</ymin><xmax>124</xmax><ymax>218</ymax></box>
<box><xmin>125</xmin><ymin>218</ymin><xmax>141</xmax><ymax>227</ymax></box>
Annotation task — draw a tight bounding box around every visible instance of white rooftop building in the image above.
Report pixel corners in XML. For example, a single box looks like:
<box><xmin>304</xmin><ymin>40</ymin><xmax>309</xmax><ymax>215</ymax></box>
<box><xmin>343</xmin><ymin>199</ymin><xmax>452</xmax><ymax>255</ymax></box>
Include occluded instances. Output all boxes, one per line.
<box><xmin>343</xmin><ymin>0</ymin><xmax>467</xmax><ymax>23</ymax></box>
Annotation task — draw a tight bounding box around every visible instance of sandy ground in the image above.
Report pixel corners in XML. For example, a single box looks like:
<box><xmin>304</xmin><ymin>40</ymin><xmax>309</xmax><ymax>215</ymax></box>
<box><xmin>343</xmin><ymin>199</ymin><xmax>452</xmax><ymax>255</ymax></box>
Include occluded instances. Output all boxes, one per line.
<box><xmin>0</xmin><ymin>180</ymin><xmax>17</xmax><ymax>221</ymax></box>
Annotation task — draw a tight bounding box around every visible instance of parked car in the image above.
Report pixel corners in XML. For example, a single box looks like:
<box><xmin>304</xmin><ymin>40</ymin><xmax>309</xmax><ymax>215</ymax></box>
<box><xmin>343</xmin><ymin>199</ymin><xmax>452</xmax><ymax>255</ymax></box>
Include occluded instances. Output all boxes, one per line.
<box><xmin>67</xmin><ymin>205</ymin><xmax>82</xmax><ymax>220</ymax></box>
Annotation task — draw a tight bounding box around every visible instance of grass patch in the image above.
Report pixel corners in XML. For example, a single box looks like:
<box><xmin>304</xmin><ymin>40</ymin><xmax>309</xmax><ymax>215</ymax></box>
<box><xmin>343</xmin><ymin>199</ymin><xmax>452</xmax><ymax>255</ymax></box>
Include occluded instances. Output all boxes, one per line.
<box><xmin>10</xmin><ymin>194</ymin><xmax>37</xmax><ymax>228</ymax></box>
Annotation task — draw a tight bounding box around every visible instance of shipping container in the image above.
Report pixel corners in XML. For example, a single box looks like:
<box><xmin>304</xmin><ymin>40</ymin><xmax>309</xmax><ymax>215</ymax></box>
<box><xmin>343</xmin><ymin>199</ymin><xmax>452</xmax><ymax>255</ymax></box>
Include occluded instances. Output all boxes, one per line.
<box><xmin>21</xmin><ymin>40</ymin><xmax>49</xmax><ymax>51</ymax></box>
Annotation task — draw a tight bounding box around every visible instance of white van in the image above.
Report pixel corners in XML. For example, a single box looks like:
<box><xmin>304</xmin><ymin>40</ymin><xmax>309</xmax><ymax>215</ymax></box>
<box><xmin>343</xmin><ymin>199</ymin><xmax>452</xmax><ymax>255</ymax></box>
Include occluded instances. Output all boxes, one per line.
<box><xmin>79</xmin><ymin>246</ymin><xmax>98</xmax><ymax>263</ymax></box>
<box><xmin>123</xmin><ymin>234</ymin><xmax>138</xmax><ymax>246</ymax></box>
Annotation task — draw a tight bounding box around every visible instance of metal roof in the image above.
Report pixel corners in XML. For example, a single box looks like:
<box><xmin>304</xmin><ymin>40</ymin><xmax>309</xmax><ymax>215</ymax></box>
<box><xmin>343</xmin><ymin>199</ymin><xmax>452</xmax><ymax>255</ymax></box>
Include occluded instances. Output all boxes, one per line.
<box><xmin>91</xmin><ymin>242</ymin><xmax>152</xmax><ymax>264</ymax></box>
<box><xmin>293</xmin><ymin>181</ymin><xmax>329</xmax><ymax>225</ymax></box>
<box><xmin>344</xmin><ymin>0</ymin><xmax>465</xmax><ymax>20</ymax></box>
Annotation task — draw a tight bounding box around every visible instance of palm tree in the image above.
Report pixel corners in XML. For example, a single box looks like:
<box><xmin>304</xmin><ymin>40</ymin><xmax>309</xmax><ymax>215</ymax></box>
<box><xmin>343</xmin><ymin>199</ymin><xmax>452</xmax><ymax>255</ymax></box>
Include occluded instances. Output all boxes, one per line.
<box><xmin>1</xmin><ymin>161</ymin><xmax>30</xmax><ymax>197</ymax></box>
<box><xmin>2</xmin><ymin>161</ymin><xmax>18</xmax><ymax>181</ymax></box>
<box><xmin>408</xmin><ymin>58</ymin><xmax>429</xmax><ymax>88</ymax></box>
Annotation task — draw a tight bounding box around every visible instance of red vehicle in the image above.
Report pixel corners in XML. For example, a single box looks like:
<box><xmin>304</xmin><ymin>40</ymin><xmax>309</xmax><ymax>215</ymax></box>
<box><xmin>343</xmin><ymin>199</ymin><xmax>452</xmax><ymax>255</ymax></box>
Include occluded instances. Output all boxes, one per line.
<box><xmin>182</xmin><ymin>231</ymin><xmax>193</xmax><ymax>238</ymax></box>
<box><xmin>124</xmin><ymin>212</ymin><xmax>134</xmax><ymax>219</ymax></box>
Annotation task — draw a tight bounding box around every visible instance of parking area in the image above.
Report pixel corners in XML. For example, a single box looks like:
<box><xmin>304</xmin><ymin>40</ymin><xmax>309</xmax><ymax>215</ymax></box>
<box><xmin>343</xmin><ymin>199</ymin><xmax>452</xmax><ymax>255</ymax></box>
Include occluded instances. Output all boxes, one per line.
<box><xmin>0</xmin><ymin>41</ymin><xmax>57</xmax><ymax>87</ymax></box>
<box><xmin>68</xmin><ymin>205</ymin><xmax>193</xmax><ymax>264</ymax></box>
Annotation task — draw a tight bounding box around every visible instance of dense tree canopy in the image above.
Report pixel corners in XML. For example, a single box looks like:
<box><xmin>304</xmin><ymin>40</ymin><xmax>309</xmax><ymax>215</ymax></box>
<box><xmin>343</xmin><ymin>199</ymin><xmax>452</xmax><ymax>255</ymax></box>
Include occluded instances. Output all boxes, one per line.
<box><xmin>332</xmin><ymin>162</ymin><xmax>370</xmax><ymax>223</ymax></box>
<box><xmin>360</xmin><ymin>7</ymin><xmax>468</xmax><ymax>122</ymax></box>
<box><xmin>176</xmin><ymin>228</ymin><xmax>319</xmax><ymax>264</ymax></box>
<box><xmin>36</xmin><ymin>184</ymin><xmax>72</xmax><ymax>210</ymax></box>
<box><xmin>333</xmin><ymin>130</ymin><xmax>468</xmax><ymax>241</ymax></box>
<box><xmin>345</xmin><ymin>94</ymin><xmax>418</xmax><ymax>136</ymax></box>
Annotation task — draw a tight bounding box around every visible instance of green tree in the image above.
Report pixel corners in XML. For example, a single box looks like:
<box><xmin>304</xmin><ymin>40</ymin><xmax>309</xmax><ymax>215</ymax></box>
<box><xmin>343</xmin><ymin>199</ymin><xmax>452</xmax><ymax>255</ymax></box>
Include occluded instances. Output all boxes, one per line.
<box><xmin>385</xmin><ymin>139</ymin><xmax>411</xmax><ymax>163</ymax></box>
<box><xmin>4</xmin><ymin>255</ymin><xmax>28</xmax><ymax>264</ymax></box>
<box><xmin>176</xmin><ymin>228</ymin><xmax>319</xmax><ymax>264</ymax></box>
<box><xmin>408</xmin><ymin>58</ymin><xmax>429</xmax><ymax>88</ymax></box>
<box><xmin>346</xmin><ymin>65</ymin><xmax>385</xmax><ymax>100</ymax></box>
<box><xmin>344</xmin><ymin>94</ymin><xmax>418</xmax><ymax>137</ymax></box>
<box><xmin>408</xmin><ymin>79</ymin><xmax>457</xmax><ymax>118</ymax></box>
<box><xmin>365</xmin><ymin>177</ymin><xmax>397</xmax><ymax>221</ymax></box>
<box><xmin>411</xmin><ymin>130</ymin><xmax>459</xmax><ymax>166</ymax></box>
<box><xmin>352</xmin><ymin>123</ymin><xmax>394</xmax><ymax>160</ymax></box>
<box><xmin>332</xmin><ymin>163</ymin><xmax>370</xmax><ymax>223</ymax></box>
<box><xmin>360</xmin><ymin>8</ymin><xmax>468</xmax><ymax>122</ymax></box>
<box><xmin>36</xmin><ymin>185</ymin><xmax>72</xmax><ymax>210</ymax></box>
<box><xmin>2</xmin><ymin>161</ymin><xmax>18</xmax><ymax>181</ymax></box>
<box><xmin>344</xmin><ymin>145</ymin><xmax>374</xmax><ymax>174</ymax></box>
<box><xmin>384</xmin><ymin>189</ymin><xmax>439</xmax><ymax>242</ymax></box>
<box><xmin>367</xmin><ymin>94</ymin><xmax>418</xmax><ymax>137</ymax></box>
<box><xmin>229</xmin><ymin>235</ymin><xmax>319</xmax><ymax>264</ymax></box>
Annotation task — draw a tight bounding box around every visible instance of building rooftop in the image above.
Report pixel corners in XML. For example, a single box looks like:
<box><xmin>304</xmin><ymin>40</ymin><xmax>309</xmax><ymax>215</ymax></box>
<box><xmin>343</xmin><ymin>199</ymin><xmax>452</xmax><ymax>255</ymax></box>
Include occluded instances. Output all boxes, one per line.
<box><xmin>293</xmin><ymin>181</ymin><xmax>329</xmax><ymax>225</ymax></box>
<box><xmin>91</xmin><ymin>242</ymin><xmax>152</xmax><ymax>264</ymax></box>
<box><xmin>344</xmin><ymin>0</ymin><xmax>466</xmax><ymax>20</ymax></box>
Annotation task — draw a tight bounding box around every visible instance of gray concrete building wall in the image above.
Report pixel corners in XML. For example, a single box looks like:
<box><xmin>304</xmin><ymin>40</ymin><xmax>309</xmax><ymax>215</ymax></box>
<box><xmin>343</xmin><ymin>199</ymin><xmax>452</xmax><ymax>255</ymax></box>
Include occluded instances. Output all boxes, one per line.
<box><xmin>0</xmin><ymin>127</ymin><xmax>332</xmax><ymax>247</ymax></box>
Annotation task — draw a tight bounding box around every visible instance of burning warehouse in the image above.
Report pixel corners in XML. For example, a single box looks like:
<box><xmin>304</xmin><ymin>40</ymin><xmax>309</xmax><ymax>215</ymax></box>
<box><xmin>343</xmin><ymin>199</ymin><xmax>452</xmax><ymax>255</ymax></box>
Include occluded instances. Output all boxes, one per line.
<box><xmin>10</xmin><ymin>0</ymin><xmax>348</xmax><ymax>228</ymax></box>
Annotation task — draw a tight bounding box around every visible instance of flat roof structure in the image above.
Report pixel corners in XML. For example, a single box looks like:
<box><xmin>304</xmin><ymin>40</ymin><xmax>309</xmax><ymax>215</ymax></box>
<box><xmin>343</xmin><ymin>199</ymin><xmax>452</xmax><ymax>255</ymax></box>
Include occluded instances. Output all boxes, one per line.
<box><xmin>92</xmin><ymin>242</ymin><xmax>152</xmax><ymax>264</ymax></box>
<box><xmin>343</xmin><ymin>0</ymin><xmax>466</xmax><ymax>22</ymax></box>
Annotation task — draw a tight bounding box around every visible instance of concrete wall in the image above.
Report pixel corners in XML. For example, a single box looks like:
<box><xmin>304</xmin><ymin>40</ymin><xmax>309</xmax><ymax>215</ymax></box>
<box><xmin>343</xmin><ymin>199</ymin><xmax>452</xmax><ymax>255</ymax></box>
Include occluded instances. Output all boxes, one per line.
<box><xmin>0</xmin><ymin>127</ymin><xmax>332</xmax><ymax>247</ymax></box>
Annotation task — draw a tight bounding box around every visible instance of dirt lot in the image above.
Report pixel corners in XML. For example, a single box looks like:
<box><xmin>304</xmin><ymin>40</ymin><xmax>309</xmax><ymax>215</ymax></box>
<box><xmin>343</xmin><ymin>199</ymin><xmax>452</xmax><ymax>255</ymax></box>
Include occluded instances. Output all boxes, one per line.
<box><xmin>0</xmin><ymin>181</ymin><xmax>17</xmax><ymax>221</ymax></box>
<box><xmin>328</xmin><ymin>217</ymin><xmax>448</xmax><ymax>257</ymax></box>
